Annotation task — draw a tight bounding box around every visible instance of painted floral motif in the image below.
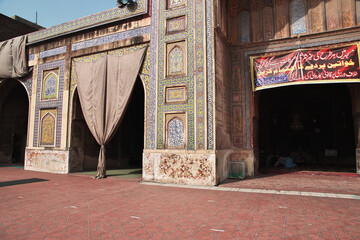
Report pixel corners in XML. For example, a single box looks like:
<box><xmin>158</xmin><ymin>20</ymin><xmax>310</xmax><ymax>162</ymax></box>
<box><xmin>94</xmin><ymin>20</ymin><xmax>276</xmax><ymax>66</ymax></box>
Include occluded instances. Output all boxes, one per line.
<box><xmin>168</xmin><ymin>0</ymin><xmax>184</xmax><ymax>9</ymax></box>
<box><xmin>159</xmin><ymin>154</ymin><xmax>212</xmax><ymax>180</ymax></box>
<box><xmin>168</xmin><ymin>46</ymin><xmax>184</xmax><ymax>75</ymax></box>
<box><xmin>40</xmin><ymin>110</ymin><xmax>56</xmax><ymax>146</ymax></box>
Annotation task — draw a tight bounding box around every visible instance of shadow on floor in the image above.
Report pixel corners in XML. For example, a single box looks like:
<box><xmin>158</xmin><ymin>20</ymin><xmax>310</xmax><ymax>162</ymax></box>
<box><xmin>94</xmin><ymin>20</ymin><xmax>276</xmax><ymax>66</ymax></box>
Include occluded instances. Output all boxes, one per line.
<box><xmin>75</xmin><ymin>168</ymin><xmax>142</xmax><ymax>179</ymax></box>
<box><xmin>0</xmin><ymin>178</ymin><xmax>49</xmax><ymax>187</ymax></box>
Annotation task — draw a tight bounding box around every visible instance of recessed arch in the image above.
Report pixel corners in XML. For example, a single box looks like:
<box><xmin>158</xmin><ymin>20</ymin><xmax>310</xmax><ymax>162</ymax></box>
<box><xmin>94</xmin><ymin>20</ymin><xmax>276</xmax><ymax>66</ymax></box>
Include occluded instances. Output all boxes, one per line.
<box><xmin>69</xmin><ymin>77</ymin><xmax>145</xmax><ymax>172</ymax></box>
<box><xmin>0</xmin><ymin>80</ymin><xmax>29</xmax><ymax>165</ymax></box>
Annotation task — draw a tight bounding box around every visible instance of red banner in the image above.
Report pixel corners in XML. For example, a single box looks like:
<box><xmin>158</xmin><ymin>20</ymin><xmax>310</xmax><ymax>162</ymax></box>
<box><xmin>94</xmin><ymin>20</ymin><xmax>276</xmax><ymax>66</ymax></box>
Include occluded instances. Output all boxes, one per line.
<box><xmin>251</xmin><ymin>44</ymin><xmax>360</xmax><ymax>91</ymax></box>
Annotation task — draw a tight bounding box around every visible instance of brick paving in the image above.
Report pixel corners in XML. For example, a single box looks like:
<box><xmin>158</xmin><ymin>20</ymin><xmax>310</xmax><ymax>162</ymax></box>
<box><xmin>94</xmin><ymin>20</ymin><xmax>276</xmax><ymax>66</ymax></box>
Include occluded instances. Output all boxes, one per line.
<box><xmin>0</xmin><ymin>167</ymin><xmax>360</xmax><ymax>239</ymax></box>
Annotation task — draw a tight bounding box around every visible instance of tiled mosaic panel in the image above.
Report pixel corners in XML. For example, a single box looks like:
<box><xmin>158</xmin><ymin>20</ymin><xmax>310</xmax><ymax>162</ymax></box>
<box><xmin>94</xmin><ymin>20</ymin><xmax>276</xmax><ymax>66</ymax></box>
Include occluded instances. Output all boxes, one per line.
<box><xmin>206</xmin><ymin>0</ymin><xmax>214</xmax><ymax>150</ymax></box>
<box><xmin>167</xmin><ymin>16</ymin><xmax>186</xmax><ymax>34</ymax></box>
<box><xmin>72</xmin><ymin>26</ymin><xmax>150</xmax><ymax>51</ymax></box>
<box><xmin>290</xmin><ymin>0</ymin><xmax>307</xmax><ymax>35</ymax></box>
<box><xmin>42</xmin><ymin>69</ymin><xmax>59</xmax><ymax>100</ymax></box>
<box><xmin>148</xmin><ymin>0</ymin><xmax>159</xmax><ymax>149</ymax></box>
<box><xmin>325</xmin><ymin>0</ymin><xmax>339</xmax><ymax>30</ymax></box>
<box><xmin>151</xmin><ymin>0</ymin><xmax>214</xmax><ymax>150</ymax></box>
<box><xmin>70</xmin><ymin>44</ymin><xmax>151</xmax><ymax>148</ymax></box>
<box><xmin>39</xmin><ymin>46</ymin><xmax>66</xmax><ymax>58</ymax></box>
<box><xmin>40</xmin><ymin>109</ymin><xmax>57</xmax><ymax>146</ymax></box>
<box><xmin>342</xmin><ymin>0</ymin><xmax>355</xmax><ymax>28</ymax></box>
<box><xmin>165</xmin><ymin>113</ymin><xmax>186</xmax><ymax>148</ymax></box>
<box><xmin>27</xmin><ymin>0</ymin><xmax>148</xmax><ymax>43</ymax></box>
<box><xmin>165</xmin><ymin>85</ymin><xmax>187</xmax><ymax>103</ymax></box>
<box><xmin>167</xmin><ymin>41</ymin><xmax>186</xmax><ymax>76</ymax></box>
<box><xmin>232</xmin><ymin>105</ymin><xmax>242</xmax><ymax>134</ymax></box>
<box><xmin>21</xmin><ymin>74</ymin><xmax>33</xmax><ymax>99</ymax></box>
<box><xmin>357</xmin><ymin>0</ymin><xmax>360</xmax><ymax>25</ymax></box>
<box><xmin>157</xmin><ymin>0</ymin><xmax>195</xmax><ymax>150</ymax></box>
<box><xmin>275</xmin><ymin>0</ymin><xmax>288</xmax><ymax>38</ymax></box>
<box><xmin>310</xmin><ymin>0</ymin><xmax>323</xmax><ymax>33</ymax></box>
<box><xmin>263</xmin><ymin>6</ymin><xmax>274</xmax><ymax>40</ymax></box>
<box><xmin>195</xmin><ymin>0</ymin><xmax>206</xmax><ymax>150</ymax></box>
<box><xmin>251</xmin><ymin>0</ymin><xmax>261</xmax><ymax>41</ymax></box>
<box><xmin>240</xmin><ymin>11</ymin><xmax>250</xmax><ymax>43</ymax></box>
<box><xmin>33</xmin><ymin>60</ymin><xmax>65</xmax><ymax>148</ymax></box>
<box><xmin>168</xmin><ymin>0</ymin><xmax>186</xmax><ymax>9</ymax></box>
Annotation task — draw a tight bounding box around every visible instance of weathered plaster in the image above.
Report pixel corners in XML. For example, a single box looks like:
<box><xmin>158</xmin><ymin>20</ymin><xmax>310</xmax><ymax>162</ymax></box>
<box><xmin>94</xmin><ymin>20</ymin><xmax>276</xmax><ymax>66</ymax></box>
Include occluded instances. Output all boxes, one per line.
<box><xmin>25</xmin><ymin>149</ymin><xmax>69</xmax><ymax>174</ymax></box>
<box><xmin>143</xmin><ymin>151</ymin><xmax>216</xmax><ymax>186</ymax></box>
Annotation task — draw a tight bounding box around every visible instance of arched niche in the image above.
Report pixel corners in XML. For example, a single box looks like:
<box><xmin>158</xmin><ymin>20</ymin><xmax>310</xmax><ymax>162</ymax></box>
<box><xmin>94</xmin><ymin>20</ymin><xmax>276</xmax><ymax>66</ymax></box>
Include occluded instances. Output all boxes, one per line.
<box><xmin>40</xmin><ymin>111</ymin><xmax>56</xmax><ymax>146</ymax></box>
<box><xmin>290</xmin><ymin>0</ymin><xmax>307</xmax><ymax>35</ymax></box>
<box><xmin>42</xmin><ymin>71</ymin><xmax>59</xmax><ymax>100</ymax></box>
<box><xmin>168</xmin><ymin>45</ymin><xmax>185</xmax><ymax>76</ymax></box>
<box><xmin>166</xmin><ymin>116</ymin><xmax>185</xmax><ymax>149</ymax></box>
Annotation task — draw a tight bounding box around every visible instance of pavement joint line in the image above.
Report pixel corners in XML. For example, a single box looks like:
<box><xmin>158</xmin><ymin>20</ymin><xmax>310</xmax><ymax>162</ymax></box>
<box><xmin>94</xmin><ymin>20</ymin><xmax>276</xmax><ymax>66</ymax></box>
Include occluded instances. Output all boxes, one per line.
<box><xmin>141</xmin><ymin>182</ymin><xmax>360</xmax><ymax>200</ymax></box>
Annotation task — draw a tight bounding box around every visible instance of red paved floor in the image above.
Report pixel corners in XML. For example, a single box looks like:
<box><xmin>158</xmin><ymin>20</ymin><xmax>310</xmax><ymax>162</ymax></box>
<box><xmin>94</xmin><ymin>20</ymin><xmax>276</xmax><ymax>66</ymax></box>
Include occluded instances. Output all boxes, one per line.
<box><xmin>0</xmin><ymin>167</ymin><xmax>360</xmax><ymax>239</ymax></box>
<box><xmin>221</xmin><ymin>170</ymin><xmax>360</xmax><ymax>195</ymax></box>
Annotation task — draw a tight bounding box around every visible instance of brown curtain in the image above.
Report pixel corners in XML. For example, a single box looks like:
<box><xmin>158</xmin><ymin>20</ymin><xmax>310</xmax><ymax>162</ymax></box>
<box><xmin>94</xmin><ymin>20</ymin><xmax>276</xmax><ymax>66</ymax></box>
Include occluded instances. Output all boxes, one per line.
<box><xmin>74</xmin><ymin>47</ymin><xmax>147</xmax><ymax>178</ymax></box>
<box><xmin>0</xmin><ymin>35</ymin><xmax>28</xmax><ymax>79</ymax></box>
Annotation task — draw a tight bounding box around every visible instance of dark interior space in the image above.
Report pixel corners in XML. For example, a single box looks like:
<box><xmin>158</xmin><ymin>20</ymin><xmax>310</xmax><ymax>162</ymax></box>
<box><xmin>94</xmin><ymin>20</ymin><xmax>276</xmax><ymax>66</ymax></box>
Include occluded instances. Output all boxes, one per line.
<box><xmin>258</xmin><ymin>84</ymin><xmax>356</xmax><ymax>172</ymax></box>
<box><xmin>0</xmin><ymin>80</ymin><xmax>29</xmax><ymax>165</ymax></box>
<box><xmin>70</xmin><ymin>77</ymin><xmax>144</xmax><ymax>172</ymax></box>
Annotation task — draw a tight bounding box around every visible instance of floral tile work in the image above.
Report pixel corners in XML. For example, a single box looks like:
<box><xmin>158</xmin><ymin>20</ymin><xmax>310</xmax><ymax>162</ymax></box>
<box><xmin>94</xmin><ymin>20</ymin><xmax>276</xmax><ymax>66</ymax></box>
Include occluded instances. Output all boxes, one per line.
<box><xmin>158</xmin><ymin>153</ymin><xmax>216</xmax><ymax>185</ymax></box>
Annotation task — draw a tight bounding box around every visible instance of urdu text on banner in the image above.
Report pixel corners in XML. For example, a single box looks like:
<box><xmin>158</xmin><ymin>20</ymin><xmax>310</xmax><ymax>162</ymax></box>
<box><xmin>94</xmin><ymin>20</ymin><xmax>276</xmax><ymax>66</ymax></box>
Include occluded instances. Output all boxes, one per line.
<box><xmin>250</xmin><ymin>44</ymin><xmax>360</xmax><ymax>91</ymax></box>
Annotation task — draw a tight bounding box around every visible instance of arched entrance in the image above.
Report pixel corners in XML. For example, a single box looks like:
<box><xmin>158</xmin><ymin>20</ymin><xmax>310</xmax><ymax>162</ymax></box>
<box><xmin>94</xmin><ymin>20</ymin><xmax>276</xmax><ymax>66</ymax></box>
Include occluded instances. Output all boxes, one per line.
<box><xmin>69</xmin><ymin>77</ymin><xmax>145</xmax><ymax>173</ymax></box>
<box><xmin>257</xmin><ymin>84</ymin><xmax>356</xmax><ymax>172</ymax></box>
<box><xmin>0</xmin><ymin>80</ymin><xmax>29</xmax><ymax>165</ymax></box>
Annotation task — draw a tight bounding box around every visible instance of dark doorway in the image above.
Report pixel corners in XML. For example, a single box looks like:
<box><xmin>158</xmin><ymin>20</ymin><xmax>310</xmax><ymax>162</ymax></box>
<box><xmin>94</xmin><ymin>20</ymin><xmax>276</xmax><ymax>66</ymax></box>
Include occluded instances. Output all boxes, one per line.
<box><xmin>0</xmin><ymin>80</ymin><xmax>29</xmax><ymax>165</ymax></box>
<box><xmin>258</xmin><ymin>84</ymin><xmax>355</xmax><ymax>171</ymax></box>
<box><xmin>69</xmin><ymin>77</ymin><xmax>145</xmax><ymax>172</ymax></box>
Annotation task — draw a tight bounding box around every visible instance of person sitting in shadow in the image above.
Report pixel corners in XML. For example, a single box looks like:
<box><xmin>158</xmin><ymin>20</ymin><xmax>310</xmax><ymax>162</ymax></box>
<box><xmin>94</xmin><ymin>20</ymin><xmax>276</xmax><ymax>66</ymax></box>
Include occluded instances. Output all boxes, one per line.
<box><xmin>284</xmin><ymin>153</ymin><xmax>296</xmax><ymax>168</ymax></box>
<box><xmin>274</xmin><ymin>153</ymin><xmax>285</xmax><ymax>167</ymax></box>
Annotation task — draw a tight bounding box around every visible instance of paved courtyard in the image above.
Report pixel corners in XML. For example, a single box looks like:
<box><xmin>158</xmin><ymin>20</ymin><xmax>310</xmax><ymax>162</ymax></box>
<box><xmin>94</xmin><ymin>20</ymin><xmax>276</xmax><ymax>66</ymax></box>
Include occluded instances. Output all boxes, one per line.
<box><xmin>0</xmin><ymin>167</ymin><xmax>360</xmax><ymax>240</ymax></box>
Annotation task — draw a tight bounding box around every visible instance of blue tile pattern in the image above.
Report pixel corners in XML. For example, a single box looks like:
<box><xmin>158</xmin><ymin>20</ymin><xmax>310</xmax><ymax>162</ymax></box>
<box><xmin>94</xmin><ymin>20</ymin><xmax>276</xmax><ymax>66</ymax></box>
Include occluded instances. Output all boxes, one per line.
<box><xmin>206</xmin><ymin>0</ymin><xmax>214</xmax><ymax>149</ymax></box>
<box><xmin>33</xmin><ymin>60</ymin><xmax>65</xmax><ymax>148</ymax></box>
<box><xmin>40</xmin><ymin>46</ymin><xmax>67</xmax><ymax>58</ymax></box>
<box><xmin>290</xmin><ymin>0</ymin><xmax>307</xmax><ymax>35</ymax></box>
<box><xmin>72</xmin><ymin>26</ymin><xmax>150</xmax><ymax>51</ymax></box>
<box><xmin>156</xmin><ymin>1</ymin><xmax>195</xmax><ymax>150</ymax></box>
<box><xmin>148</xmin><ymin>0</ymin><xmax>159</xmax><ymax>149</ymax></box>
<box><xmin>27</xmin><ymin>0</ymin><xmax>148</xmax><ymax>43</ymax></box>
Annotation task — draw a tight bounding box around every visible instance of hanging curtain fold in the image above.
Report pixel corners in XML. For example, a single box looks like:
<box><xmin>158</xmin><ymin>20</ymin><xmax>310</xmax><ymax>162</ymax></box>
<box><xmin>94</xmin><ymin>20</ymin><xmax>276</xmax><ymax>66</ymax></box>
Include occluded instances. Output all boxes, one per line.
<box><xmin>74</xmin><ymin>47</ymin><xmax>147</xmax><ymax>178</ymax></box>
<box><xmin>0</xmin><ymin>35</ymin><xmax>29</xmax><ymax>79</ymax></box>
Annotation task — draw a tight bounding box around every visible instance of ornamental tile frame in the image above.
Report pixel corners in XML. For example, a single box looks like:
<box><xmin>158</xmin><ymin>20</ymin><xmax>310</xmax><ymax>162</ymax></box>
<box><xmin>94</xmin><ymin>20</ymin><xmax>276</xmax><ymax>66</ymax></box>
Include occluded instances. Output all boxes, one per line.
<box><xmin>166</xmin><ymin>15</ymin><xmax>187</xmax><ymax>34</ymax></box>
<box><xmin>153</xmin><ymin>0</ymin><xmax>214</xmax><ymax>150</ymax></box>
<box><xmin>27</xmin><ymin>0</ymin><xmax>148</xmax><ymax>43</ymax></box>
<box><xmin>157</xmin><ymin>0</ymin><xmax>195</xmax><ymax>150</ymax></box>
<box><xmin>164</xmin><ymin>112</ymin><xmax>187</xmax><ymax>149</ymax></box>
<box><xmin>34</xmin><ymin>60</ymin><xmax>65</xmax><ymax>148</ymax></box>
<box><xmin>206</xmin><ymin>0</ymin><xmax>215</xmax><ymax>150</ymax></box>
<box><xmin>39</xmin><ymin>108</ymin><xmax>57</xmax><ymax>146</ymax></box>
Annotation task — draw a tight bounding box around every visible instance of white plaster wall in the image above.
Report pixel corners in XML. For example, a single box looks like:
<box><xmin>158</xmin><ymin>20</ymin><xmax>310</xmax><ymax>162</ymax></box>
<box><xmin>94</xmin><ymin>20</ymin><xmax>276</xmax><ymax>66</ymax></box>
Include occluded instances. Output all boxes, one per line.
<box><xmin>24</xmin><ymin>149</ymin><xmax>69</xmax><ymax>174</ymax></box>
